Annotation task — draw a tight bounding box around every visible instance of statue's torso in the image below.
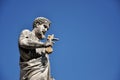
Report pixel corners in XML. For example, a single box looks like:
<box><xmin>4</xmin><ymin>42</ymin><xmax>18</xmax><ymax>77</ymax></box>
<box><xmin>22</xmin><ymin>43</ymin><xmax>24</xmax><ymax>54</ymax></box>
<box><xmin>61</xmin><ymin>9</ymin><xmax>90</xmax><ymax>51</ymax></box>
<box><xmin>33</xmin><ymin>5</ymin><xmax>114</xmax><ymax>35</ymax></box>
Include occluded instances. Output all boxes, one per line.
<box><xmin>19</xmin><ymin>29</ymin><xmax>51</xmax><ymax>80</ymax></box>
<box><xmin>19</xmin><ymin>29</ymin><xmax>47</xmax><ymax>62</ymax></box>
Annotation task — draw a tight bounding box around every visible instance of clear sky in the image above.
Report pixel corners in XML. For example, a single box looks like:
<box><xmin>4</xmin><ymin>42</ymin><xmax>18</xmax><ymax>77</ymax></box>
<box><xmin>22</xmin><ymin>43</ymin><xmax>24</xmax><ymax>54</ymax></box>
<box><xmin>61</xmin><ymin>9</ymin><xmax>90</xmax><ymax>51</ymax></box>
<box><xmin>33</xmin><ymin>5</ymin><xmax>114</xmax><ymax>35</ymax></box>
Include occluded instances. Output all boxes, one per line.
<box><xmin>0</xmin><ymin>0</ymin><xmax>120</xmax><ymax>80</ymax></box>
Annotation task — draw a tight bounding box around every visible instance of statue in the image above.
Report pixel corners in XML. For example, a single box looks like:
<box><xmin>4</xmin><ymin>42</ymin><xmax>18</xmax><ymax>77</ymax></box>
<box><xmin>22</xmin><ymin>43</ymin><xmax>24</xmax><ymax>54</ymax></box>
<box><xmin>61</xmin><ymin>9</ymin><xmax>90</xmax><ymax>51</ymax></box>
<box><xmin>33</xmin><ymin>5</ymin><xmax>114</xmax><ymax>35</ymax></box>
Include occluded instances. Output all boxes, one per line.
<box><xmin>18</xmin><ymin>17</ymin><xmax>58</xmax><ymax>80</ymax></box>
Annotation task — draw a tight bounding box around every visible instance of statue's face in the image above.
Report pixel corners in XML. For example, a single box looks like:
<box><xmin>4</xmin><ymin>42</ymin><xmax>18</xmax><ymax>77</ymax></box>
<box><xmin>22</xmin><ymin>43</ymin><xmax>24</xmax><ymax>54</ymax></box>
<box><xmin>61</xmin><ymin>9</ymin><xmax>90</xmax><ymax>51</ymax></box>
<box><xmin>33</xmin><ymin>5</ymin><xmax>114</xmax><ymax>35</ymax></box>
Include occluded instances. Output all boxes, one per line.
<box><xmin>35</xmin><ymin>23</ymin><xmax>50</xmax><ymax>39</ymax></box>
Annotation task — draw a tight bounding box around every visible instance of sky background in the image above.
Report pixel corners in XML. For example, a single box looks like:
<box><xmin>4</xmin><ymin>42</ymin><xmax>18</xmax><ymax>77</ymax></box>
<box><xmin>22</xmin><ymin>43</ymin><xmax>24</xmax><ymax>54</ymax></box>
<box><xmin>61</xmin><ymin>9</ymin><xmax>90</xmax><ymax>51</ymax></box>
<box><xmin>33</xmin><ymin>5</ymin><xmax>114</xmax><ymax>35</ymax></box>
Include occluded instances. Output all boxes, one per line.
<box><xmin>0</xmin><ymin>0</ymin><xmax>120</xmax><ymax>80</ymax></box>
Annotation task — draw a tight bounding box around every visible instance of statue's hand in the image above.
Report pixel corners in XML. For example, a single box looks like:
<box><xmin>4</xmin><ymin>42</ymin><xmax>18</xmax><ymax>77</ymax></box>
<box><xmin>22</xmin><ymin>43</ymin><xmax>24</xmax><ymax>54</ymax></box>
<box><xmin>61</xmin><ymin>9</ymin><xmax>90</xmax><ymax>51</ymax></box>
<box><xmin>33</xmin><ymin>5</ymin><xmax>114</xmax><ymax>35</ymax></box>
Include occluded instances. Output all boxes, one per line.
<box><xmin>45</xmin><ymin>46</ymin><xmax>53</xmax><ymax>54</ymax></box>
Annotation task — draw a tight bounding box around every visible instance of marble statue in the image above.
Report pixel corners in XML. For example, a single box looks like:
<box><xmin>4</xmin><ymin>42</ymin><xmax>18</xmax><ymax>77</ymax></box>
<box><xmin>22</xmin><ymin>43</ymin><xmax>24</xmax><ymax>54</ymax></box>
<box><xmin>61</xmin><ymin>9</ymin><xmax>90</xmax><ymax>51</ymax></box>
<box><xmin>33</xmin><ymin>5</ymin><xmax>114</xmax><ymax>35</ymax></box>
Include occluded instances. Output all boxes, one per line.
<box><xmin>18</xmin><ymin>17</ymin><xmax>58</xmax><ymax>80</ymax></box>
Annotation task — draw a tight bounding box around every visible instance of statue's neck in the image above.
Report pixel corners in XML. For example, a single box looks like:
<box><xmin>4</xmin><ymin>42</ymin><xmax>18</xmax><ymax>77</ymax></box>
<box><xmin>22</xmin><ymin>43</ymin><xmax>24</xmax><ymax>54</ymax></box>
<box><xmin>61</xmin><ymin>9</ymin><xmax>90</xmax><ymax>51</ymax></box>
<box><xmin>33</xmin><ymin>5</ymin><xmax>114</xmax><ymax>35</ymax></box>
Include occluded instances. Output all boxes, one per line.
<box><xmin>31</xmin><ymin>29</ymin><xmax>40</xmax><ymax>40</ymax></box>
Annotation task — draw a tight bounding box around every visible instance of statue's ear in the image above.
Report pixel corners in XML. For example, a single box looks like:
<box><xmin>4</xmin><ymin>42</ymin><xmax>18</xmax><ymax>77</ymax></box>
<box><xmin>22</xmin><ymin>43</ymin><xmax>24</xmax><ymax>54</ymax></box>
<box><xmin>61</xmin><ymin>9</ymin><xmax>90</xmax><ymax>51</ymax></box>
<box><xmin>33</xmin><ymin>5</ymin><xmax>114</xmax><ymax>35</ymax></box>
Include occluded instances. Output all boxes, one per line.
<box><xmin>36</xmin><ymin>23</ymin><xmax>39</xmax><ymax>28</ymax></box>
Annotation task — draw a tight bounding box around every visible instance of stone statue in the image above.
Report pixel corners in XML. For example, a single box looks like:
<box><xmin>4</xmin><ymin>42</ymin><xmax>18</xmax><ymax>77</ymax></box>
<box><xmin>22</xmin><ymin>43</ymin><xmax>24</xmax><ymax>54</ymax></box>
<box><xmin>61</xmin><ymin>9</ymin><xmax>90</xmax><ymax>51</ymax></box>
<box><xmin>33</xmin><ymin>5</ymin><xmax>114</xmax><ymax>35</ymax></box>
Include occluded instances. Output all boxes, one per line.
<box><xmin>18</xmin><ymin>17</ymin><xmax>58</xmax><ymax>80</ymax></box>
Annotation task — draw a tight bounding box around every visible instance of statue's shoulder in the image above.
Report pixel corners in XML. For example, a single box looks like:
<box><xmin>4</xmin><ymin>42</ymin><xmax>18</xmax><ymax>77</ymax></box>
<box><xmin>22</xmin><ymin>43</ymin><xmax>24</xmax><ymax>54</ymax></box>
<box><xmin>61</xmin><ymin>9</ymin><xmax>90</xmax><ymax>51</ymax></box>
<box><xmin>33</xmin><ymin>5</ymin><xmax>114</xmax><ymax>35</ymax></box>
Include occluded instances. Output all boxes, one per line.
<box><xmin>19</xmin><ymin>29</ymin><xmax>31</xmax><ymax>39</ymax></box>
<box><xmin>21</xmin><ymin>29</ymin><xmax>31</xmax><ymax>34</ymax></box>
<box><xmin>20</xmin><ymin>29</ymin><xmax>31</xmax><ymax>36</ymax></box>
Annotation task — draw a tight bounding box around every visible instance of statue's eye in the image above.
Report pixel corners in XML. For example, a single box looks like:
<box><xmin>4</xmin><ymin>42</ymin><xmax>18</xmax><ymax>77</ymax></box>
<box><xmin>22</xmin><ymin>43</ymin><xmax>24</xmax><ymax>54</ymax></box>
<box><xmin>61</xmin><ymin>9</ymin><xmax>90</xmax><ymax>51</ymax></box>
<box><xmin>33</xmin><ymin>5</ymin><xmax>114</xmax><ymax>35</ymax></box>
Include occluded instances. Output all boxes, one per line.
<box><xmin>26</xmin><ymin>36</ymin><xmax>28</xmax><ymax>38</ymax></box>
<box><xmin>44</xmin><ymin>25</ymin><xmax>48</xmax><ymax>28</ymax></box>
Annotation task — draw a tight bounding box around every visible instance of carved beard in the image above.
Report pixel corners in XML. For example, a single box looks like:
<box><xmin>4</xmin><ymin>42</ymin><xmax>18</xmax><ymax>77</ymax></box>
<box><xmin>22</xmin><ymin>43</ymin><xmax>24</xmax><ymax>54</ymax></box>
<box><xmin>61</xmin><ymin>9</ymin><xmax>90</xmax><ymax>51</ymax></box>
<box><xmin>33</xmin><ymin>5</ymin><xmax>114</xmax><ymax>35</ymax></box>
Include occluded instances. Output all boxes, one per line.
<box><xmin>35</xmin><ymin>29</ymin><xmax>46</xmax><ymax>39</ymax></box>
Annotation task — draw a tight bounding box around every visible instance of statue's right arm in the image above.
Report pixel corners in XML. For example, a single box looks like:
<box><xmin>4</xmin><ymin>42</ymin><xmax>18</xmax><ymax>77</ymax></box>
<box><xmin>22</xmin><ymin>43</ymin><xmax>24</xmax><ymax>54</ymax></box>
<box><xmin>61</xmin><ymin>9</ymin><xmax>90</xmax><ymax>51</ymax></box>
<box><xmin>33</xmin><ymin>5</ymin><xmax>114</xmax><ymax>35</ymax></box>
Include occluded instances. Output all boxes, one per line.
<box><xmin>19</xmin><ymin>30</ymin><xmax>50</xmax><ymax>49</ymax></box>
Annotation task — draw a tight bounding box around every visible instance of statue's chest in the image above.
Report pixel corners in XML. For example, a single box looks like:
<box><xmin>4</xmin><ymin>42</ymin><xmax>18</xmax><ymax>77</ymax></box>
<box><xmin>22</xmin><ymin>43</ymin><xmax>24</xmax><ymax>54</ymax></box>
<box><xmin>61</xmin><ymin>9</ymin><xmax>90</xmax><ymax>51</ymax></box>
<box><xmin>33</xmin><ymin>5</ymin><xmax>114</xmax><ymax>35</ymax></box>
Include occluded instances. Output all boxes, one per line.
<box><xmin>27</xmin><ymin>32</ymin><xmax>39</xmax><ymax>41</ymax></box>
<box><xmin>28</xmin><ymin>33</ymin><xmax>46</xmax><ymax>54</ymax></box>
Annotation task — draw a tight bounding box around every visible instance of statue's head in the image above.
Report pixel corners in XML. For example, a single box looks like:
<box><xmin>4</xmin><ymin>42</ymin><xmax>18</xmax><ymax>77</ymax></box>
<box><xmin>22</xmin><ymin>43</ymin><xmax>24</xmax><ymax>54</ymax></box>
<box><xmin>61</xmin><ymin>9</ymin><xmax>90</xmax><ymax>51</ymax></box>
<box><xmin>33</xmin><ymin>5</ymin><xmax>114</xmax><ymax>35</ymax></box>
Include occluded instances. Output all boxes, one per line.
<box><xmin>33</xmin><ymin>17</ymin><xmax>51</xmax><ymax>39</ymax></box>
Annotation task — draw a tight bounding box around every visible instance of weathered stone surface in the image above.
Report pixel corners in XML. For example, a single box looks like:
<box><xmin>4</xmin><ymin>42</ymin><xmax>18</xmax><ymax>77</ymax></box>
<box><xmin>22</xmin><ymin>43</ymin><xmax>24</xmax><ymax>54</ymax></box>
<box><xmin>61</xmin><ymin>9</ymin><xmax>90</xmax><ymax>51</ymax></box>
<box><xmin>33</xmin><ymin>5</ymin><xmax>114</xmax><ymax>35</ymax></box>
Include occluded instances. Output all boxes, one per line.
<box><xmin>18</xmin><ymin>17</ymin><xmax>57</xmax><ymax>80</ymax></box>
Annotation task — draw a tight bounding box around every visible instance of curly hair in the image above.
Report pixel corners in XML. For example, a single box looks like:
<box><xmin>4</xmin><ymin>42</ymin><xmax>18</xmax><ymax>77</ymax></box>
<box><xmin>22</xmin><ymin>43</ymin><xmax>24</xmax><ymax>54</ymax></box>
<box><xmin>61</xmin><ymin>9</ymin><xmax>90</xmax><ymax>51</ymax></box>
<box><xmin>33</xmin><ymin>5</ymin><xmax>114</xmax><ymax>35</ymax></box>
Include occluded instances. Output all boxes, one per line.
<box><xmin>33</xmin><ymin>17</ymin><xmax>51</xmax><ymax>28</ymax></box>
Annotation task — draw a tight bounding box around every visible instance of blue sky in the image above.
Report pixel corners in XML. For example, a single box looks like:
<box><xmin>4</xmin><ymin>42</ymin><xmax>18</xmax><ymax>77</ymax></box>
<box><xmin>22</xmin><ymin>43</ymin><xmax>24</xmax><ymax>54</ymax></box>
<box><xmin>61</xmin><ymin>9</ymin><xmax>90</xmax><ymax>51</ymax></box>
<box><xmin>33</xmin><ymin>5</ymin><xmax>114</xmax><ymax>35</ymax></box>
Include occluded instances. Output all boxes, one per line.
<box><xmin>0</xmin><ymin>0</ymin><xmax>120</xmax><ymax>80</ymax></box>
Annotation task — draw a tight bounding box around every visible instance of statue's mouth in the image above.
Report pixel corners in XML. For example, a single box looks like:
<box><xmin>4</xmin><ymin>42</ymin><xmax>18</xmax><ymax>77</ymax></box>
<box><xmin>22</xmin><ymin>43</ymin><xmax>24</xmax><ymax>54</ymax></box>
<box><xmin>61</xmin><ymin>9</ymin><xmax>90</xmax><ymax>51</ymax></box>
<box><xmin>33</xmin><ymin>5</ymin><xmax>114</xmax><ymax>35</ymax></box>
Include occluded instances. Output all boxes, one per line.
<box><xmin>40</xmin><ymin>31</ymin><xmax>46</xmax><ymax>39</ymax></box>
<box><xmin>42</xmin><ymin>31</ymin><xmax>46</xmax><ymax>35</ymax></box>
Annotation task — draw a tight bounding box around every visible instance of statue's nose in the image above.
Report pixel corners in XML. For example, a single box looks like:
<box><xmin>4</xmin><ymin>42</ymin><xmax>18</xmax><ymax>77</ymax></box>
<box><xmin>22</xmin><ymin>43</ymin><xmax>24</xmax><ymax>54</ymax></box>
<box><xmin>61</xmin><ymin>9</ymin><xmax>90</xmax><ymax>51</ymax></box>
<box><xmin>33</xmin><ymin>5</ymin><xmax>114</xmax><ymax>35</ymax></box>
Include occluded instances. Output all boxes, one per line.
<box><xmin>43</xmin><ymin>28</ymin><xmax>47</xmax><ymax>32</ymax></box>
<box><xmin>45</xmin><ymin>28</ymin><xmax>47</xmax><ymax>31</ymax></box>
